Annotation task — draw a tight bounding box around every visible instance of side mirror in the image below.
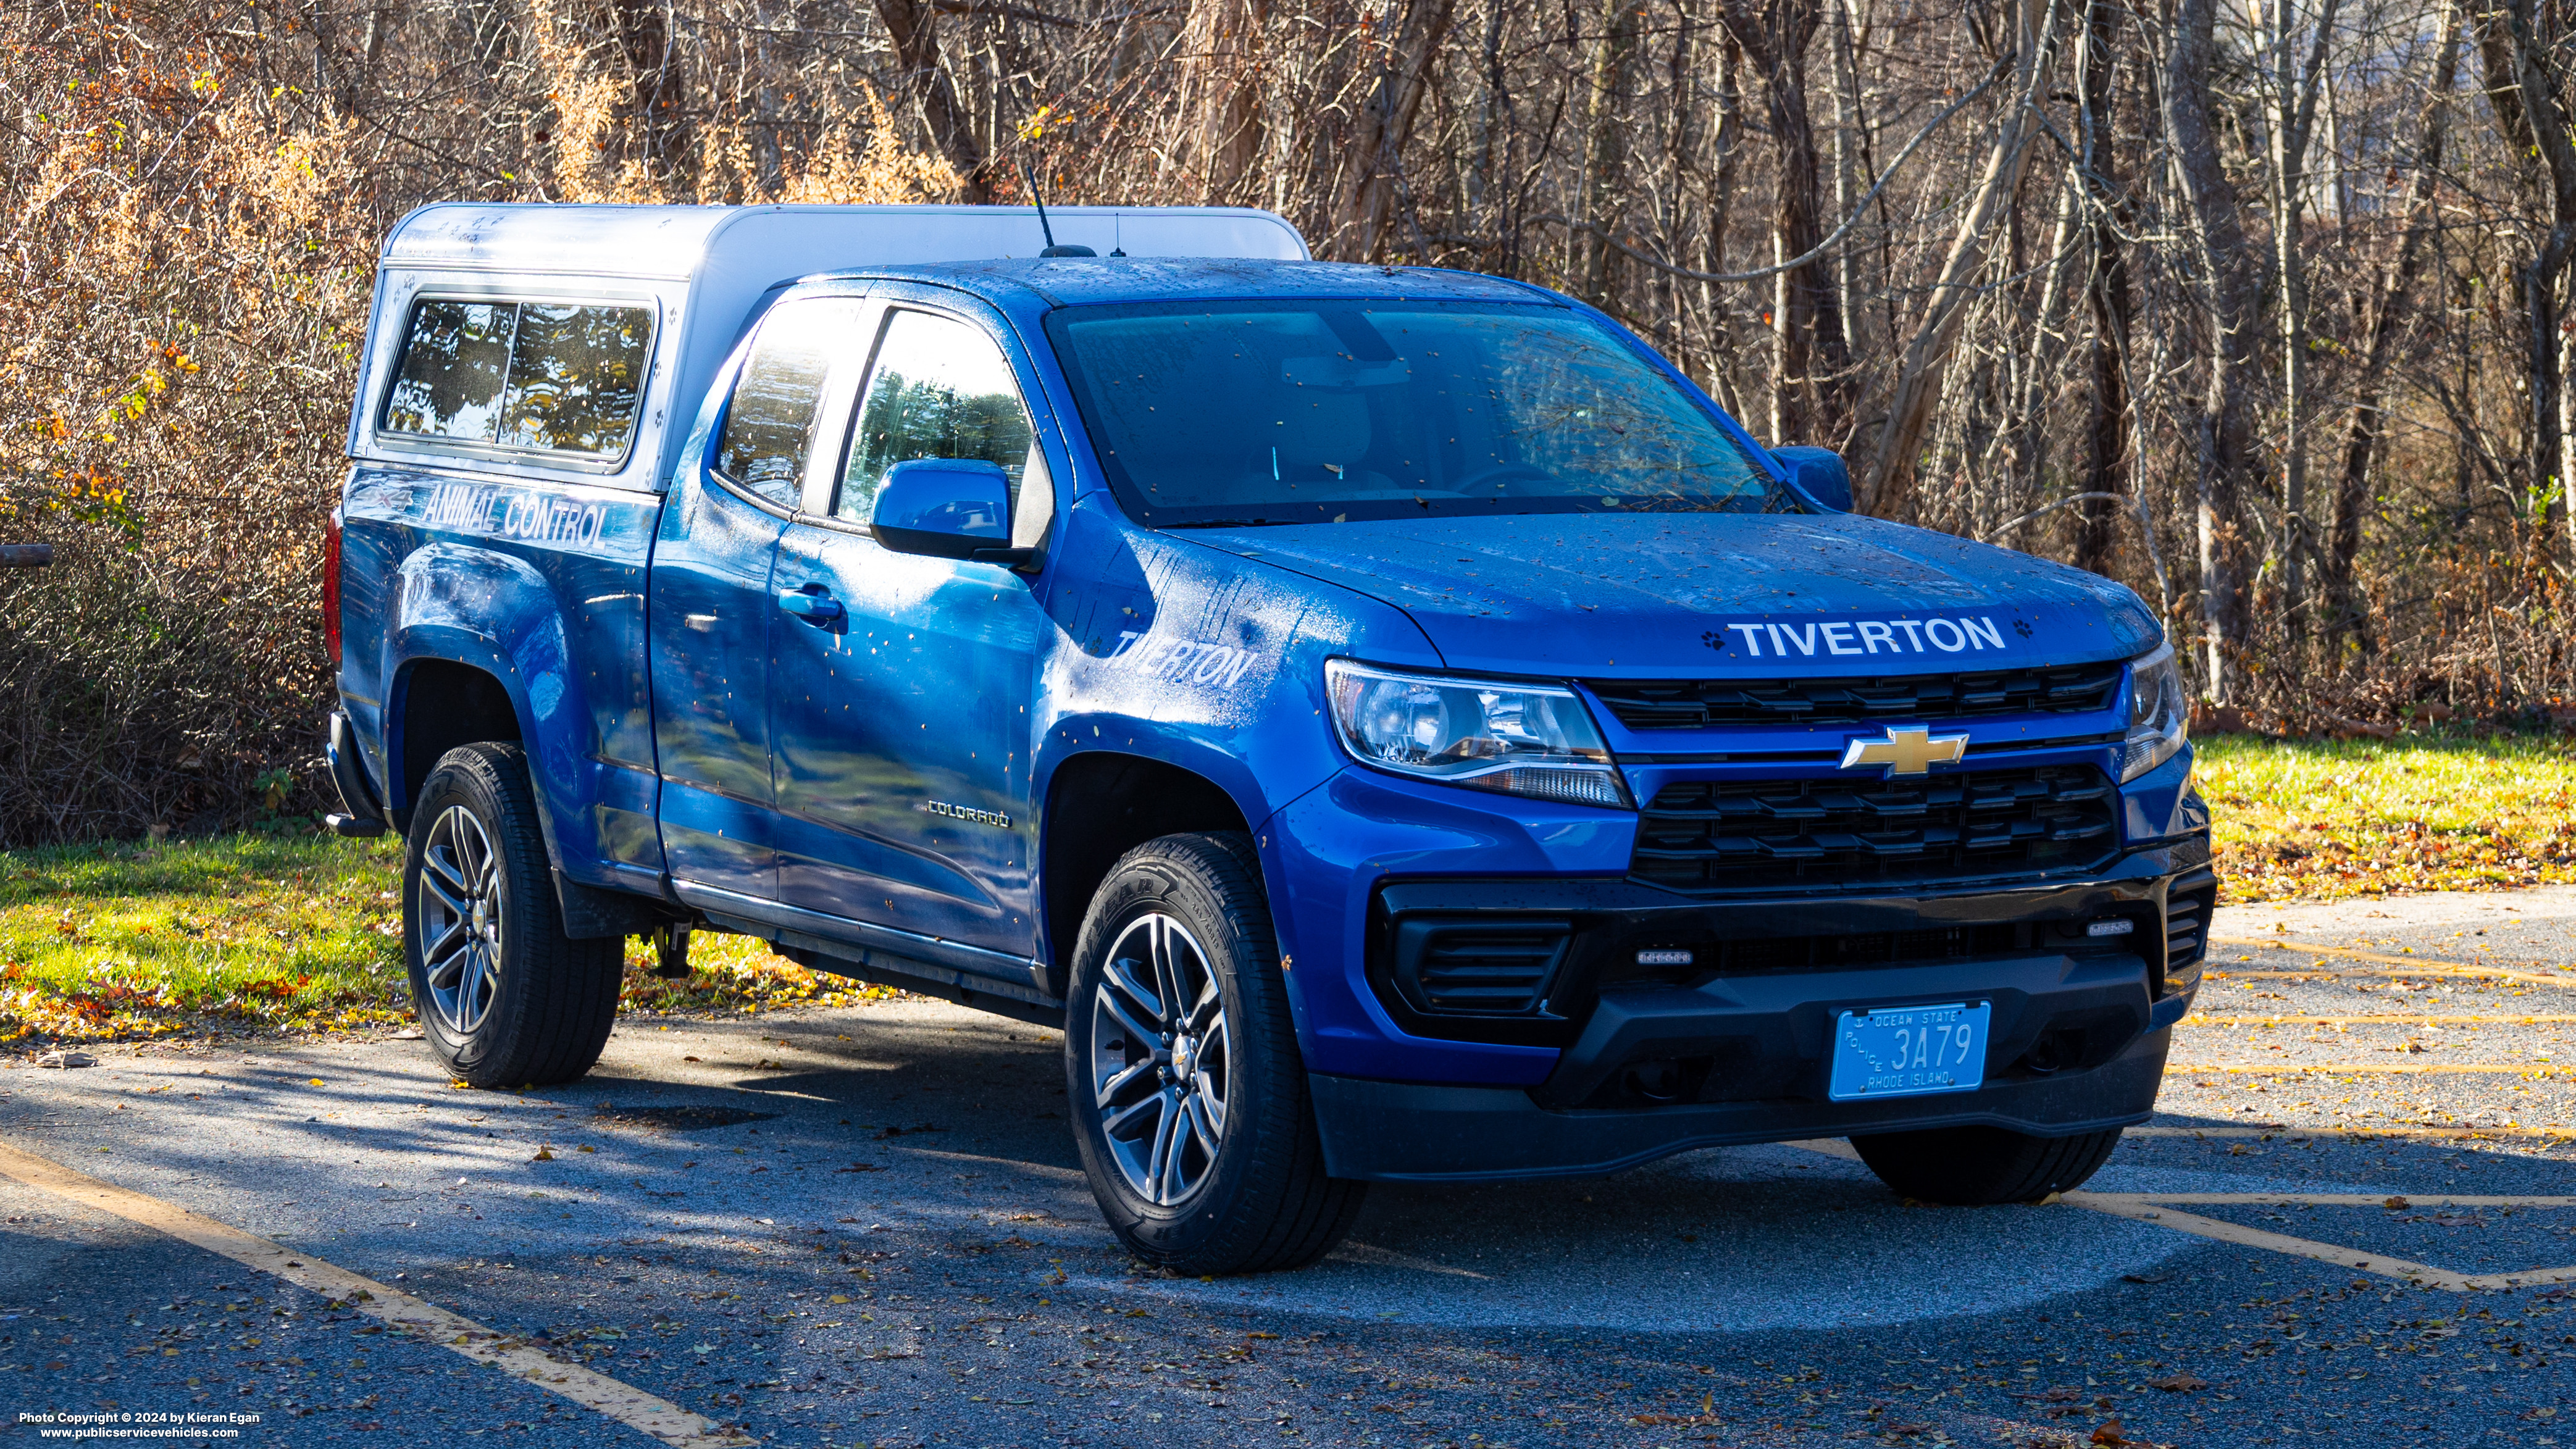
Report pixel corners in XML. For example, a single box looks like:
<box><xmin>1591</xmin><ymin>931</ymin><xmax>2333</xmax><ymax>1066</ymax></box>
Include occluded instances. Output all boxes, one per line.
<box><xmin>871</xmin><ymin>458</ymin><xmax>1018</xmax><ymax>563</ymax></box>
<box><xmin>1771</xmin><ymin>445</ymin><xmax>1852</xmax><ymax>513</ymax></box>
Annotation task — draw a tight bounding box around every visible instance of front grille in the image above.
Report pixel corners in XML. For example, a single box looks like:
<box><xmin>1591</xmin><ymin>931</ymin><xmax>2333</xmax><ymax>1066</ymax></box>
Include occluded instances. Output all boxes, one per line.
<box><xmin>1631</xmin><ymin>764</ymin><xmax>2119</xmax><ymax>893</ymax></box>
<box><xmin>1586</xmin><ymin>661</ymin><xmax>2126</xmax><ymax>731</ymax></box>
<box><xmin>1390</xmin><ymin>920</ymin><xmax>1571</xmax><ymax>1015</ymax></box>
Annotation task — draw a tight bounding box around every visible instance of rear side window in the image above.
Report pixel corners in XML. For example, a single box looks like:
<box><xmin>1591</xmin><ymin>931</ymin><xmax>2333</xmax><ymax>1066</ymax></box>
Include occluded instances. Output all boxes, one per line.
<box><xmin>381</xmin><ymin>298</ymin><xmax>654</xmax><ymax>461</ymax></box>
<box><xmin>715</xmin><ymin>298</ymin><xmax>868</xmax><ymax>507</ymax></box>
<box><xmin>837</xmin><ymin>309</ymin><xmax>1035</xmax><ymax>523</ymax></box>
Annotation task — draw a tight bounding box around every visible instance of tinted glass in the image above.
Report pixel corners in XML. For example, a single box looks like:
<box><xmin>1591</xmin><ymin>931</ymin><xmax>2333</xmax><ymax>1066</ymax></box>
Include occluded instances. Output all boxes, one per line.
<box><xmin>716</xmin><ymin>300</ymin><xmax>859</xmax><ymax>506</ymax></box>
<box><xmin>838</xmin><ymin>310</ymin><xmax>1035</xmax><ymax>523</ymax></box>
<box><xmin>498</xmin><ymin>304</ymin><xmax>653</xmax><ymax>454</ymax></box>
<box><xmin>382</xmin><ymin>300</ymin><xmax>517</xmax><ymax>443</ymax></box>
<box><xmin>382</xmin><ymin>298</ymin><xmax>652</xmax><ymax>460</ymax></box>
<box><xmin>1043</xmin><ymin>301</ymin><xmax>1782</xmax><ymax>526</ymax></box>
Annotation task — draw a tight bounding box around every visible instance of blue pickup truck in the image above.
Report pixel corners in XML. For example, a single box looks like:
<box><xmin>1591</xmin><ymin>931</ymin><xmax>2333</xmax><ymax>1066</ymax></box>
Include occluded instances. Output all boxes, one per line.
<box><xmin>326</xmin><ymin>203</ymin><xmax>2210</xmax><ymax>1274</ymax></box>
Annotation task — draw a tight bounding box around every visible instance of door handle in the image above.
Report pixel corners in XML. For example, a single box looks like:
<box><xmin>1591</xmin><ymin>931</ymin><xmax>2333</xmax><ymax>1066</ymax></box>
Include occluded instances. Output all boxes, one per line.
<box><xmin>779</xmin><ymin>586</ymin><xmax>843</xmax><ymax>623</ymax></box>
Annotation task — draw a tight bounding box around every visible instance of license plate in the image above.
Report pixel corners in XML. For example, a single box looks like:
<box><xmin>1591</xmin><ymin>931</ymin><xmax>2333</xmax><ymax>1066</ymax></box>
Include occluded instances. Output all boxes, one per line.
<box><xmin>1828</xmin><ymin>1001</ymin><xmax>1991</xmax><ymax>1102</ymax></box>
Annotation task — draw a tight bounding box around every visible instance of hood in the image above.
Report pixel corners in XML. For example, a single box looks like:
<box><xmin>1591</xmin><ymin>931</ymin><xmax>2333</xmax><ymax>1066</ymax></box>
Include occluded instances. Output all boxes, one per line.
<box><xmin>1182</xmin><ymin>511</ymin><xmax>2161</xmax><ymax>678</ymax></box>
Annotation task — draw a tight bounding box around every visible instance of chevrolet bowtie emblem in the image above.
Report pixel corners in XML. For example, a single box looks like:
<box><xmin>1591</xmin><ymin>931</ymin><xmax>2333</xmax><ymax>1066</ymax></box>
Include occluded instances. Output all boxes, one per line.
<box><xmin>1838</xmin><ymin>725</ymin><xmax>1970</xmax><ymax>777</ymax></box>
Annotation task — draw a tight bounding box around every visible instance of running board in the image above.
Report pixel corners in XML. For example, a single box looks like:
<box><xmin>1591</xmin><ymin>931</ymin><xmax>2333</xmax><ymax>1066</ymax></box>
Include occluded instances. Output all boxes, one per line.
<box><xmin>672</xmin><ymin>880</ymin><xmax>1060</xmax><ymax>1014</ymax></box>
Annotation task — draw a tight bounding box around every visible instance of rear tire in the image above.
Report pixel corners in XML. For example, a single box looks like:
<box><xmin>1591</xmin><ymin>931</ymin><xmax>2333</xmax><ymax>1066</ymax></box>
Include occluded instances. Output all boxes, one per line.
<box><xmin>402</xmin><ymin>742</ymin><xmax>622</xmax><ymax>1088</ymax></box>
<box><xmin>1064</xmin><ymin>832</ymin><xmax>1363</xmax><ymax>1275</ymax></box>
<box><xmin>1850</xmin><ymin>1124</ymin><xmax>2123</xmax><ymax>1205</ymax></box>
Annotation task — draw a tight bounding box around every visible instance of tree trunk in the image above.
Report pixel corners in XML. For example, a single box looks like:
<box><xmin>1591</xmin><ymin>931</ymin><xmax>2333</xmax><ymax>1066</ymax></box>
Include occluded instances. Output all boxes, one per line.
<box><xmin>2009</xmin><ymin>172</ymin><xmax>2080</xmax><ymax>534</ymax></box>
<box><xmin>1577</xmin><ymin>0</ymin><xmax>1642</xmax><ymax>302</ymax></box>
<box><xmin>2265</xmin><ymin>0</ymin><xmax>2340</xmax><ymax>651</ymax></box>
<box><xmin>2324</xmin><ymin>0</ymin><xmax>2461</xmax><ymax>652</ymax></box>
<box><xmin>874</xmin><ymin>0</ymin><xmax>995</xmax><ymax>201</ymax></box>
<box><xmin>606</xmin><ymin>0</ymin><xmax>682</xmax><ymax>177</ymax></box>
<box><xmin>1701</xmin><ymin>27</ymin><xmax>1748</xmax><ymax>415</ymax></box>
<box><xmin>1856</xmin><ymin>0</ymin><xmax>2059</xmax><ymax>516</ymax></box>
<box><xmin>2073</xmin><ymin>0</ymin><xmax>2131</xmax><ymax>577</ymax></box>
<box><xmin>2164</xmin><ymin>0</ymin><xmax>2259</xmax><ymax>700</ymax></box>
<box><xmin>1177</xmin><ymin>0</ymin><xmax>1269</xmax><ymax>202</ymax></box>
<box><xmin>2478</xmin><ymin>0</ymin><xmax>2576</xmax><ymax>562</ymax></box>
<box><xmin>1340</xmin><ymin>0</ymin><xmax>1460</xmax><ymax>260</ymax></box>
<box><xmin>1718</xmin><ymin>0</ymin><xmax>1850</xmax><ymax>443</ymax></box>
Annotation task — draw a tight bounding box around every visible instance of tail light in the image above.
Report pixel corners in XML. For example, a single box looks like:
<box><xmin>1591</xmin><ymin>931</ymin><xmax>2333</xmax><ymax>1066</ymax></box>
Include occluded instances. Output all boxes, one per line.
<box><xmin>323</xmin><ymin>512</ymin><xmax>343</xmax><ymax>668</ymax></box>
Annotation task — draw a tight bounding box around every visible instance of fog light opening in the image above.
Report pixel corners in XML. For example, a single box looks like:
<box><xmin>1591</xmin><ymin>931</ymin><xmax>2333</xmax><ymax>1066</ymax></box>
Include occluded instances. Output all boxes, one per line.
<box><xmin>1623</xmin><ymin>1061</ymin><xmax>1686</xmax><ymax>1102</ymax></box>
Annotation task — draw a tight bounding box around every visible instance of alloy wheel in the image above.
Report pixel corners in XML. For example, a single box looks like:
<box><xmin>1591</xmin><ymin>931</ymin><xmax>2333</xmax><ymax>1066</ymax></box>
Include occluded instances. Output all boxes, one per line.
<box><xmin>1089</xmin><ymin>912</ymin><xmax>1231</xmax><ymax>1206</ymax></box>
<box><xmin>417</xmin><ymin>804</ymin><xmax>505</xmax><ymax>1035</ymax></box>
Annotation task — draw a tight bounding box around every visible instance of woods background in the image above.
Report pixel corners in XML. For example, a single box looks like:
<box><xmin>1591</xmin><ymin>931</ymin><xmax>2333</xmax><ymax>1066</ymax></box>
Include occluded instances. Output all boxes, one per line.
<box><xmin>0</xmin><ymin>0</ymin><xmax>2564</xmax><ymax>841</ymax></box>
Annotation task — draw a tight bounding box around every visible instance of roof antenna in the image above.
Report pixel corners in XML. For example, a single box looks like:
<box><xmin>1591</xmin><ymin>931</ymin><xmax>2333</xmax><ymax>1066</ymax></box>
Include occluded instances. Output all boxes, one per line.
<box><xmin>1021</xmin><ymin>161</ymin><xmax>1095</xmax><ymax>258</ymax></box>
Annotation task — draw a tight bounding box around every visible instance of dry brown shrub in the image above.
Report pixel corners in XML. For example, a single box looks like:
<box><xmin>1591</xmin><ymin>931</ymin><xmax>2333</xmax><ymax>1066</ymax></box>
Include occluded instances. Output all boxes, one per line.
<box><xmin>0</xmin><ymin>3</ymin><xmax>963</xmax><ymax>845</ymax></box>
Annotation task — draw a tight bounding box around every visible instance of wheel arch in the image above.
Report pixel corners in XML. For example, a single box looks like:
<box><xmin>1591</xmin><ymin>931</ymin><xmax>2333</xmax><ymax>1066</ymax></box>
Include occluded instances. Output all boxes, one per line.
<box><xmin>1037</xmin><ymin>750</ymin><xmax>1256</xmax><ymax>996</ymax></box>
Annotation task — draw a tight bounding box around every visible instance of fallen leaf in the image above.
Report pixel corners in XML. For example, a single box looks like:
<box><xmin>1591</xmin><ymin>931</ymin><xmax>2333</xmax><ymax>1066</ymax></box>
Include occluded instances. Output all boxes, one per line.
<box><xmin>2147</xmin><ymin>1372</ymin><xmax>2207</xmax><ymax>1392</ymax></box>
<box><xmin>2091</xmin><ymin>1421</ymin><xmax>2128</xmax><ymax>1446</ymax></box>
<box><xmin>532</xmin><ymin>1148</ymin><xmax>554</xmax><ymax>1161</ymax></box>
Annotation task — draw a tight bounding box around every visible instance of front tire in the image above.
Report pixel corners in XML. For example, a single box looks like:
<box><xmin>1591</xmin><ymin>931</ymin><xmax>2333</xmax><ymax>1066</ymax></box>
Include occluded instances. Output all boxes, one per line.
<box><xmin>1850</xmin><ymin>1124</ymin><xmax>2124</xmax><ymax>1205</ymax></box>
<box><xmin>403</xmin><ymin>742</ymin><xmax>622</xmax><ymax>1088</ymax></box>
<box><xmin>1063</xmin><ymin>832</ymin><xmax>1363</xmax><ymax>1275</ymax></box>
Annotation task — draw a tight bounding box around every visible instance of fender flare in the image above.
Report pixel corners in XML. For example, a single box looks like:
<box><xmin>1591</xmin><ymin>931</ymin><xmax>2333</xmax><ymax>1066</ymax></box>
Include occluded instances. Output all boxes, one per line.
<box><xmin>1031</xmin><ymin>716</ymin><xmax>1294</xmax><ymax>851</ymax></box>
<box><xmin>383</xmin><ymin>542</ymin><xmax>599</xmax><ymax>880</ymax></box>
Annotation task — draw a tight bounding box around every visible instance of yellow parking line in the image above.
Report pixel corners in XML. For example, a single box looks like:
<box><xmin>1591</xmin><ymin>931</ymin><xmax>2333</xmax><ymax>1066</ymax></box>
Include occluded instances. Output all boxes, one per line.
<box><xmin>2206</xmin><ymin>939</ymin><xmax>2574</xmax><ymax>987</ymax></box>
<box><xmin>2167</xmin><ymin>1063</ymin><xmax>2566</xmax><ymax>1076</ymax></box>
<box><xmin>2111</xmin><ymin>1193</ymin><xmax>2576</xmax><ymax>1207</ymax></box>
<box><xmin>2130</xmin><ymin>1124</ymin><xmax>2576</xmax><ymax>1140</ymax></box>
<box><xmin>2068</xmin><ymin>1192</ymin><xmax>2576</xmax><ymax>1293</ymax></box>
<box><xmin>2183</xmin><ymin>1015</ymin><xmax>2576</xmax><ymax>1026</ymax></box>
<box><xmin>0</xmin><ymin>1140</ymin><xmax>750</xmax><ymax>1447</ymax></box>
<box><xmin>1786</xmin><ymin>1140</ymin><xmax>2576</xmax><ymax>1290</ymax></box>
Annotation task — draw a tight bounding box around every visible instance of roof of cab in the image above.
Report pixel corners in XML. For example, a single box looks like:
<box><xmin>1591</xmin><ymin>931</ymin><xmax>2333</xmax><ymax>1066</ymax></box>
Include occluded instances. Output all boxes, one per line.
<box><xmin>823</xmin><ymin>257</ymin><xmax>1550</xmax><ymax>310</ymax></box>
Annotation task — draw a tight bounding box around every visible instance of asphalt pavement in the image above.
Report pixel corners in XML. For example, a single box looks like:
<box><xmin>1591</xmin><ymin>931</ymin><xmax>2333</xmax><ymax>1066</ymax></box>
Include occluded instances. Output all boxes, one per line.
<box><xmin>3</xmin><ymin>890</ymin><xmax>2572</xmax><ymax>1448</ymax></box>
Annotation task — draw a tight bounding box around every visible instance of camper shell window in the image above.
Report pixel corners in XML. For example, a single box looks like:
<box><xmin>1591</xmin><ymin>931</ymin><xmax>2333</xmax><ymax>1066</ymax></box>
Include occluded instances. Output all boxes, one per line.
<box><xmin>380</xmin><ymin>296</ymin><xmax>656</xmax><ymax>465</ymax></box>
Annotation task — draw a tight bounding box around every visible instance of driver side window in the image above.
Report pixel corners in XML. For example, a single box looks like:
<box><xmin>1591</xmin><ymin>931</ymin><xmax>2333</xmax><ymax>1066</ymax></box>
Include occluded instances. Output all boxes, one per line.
<box><xmin>837</xmin><ymin>309</ymin><xmax>1036</xmax><ymax>523</ymax></box>
<box><xmin>716</xmin><ymin>298</ymin><xmax>867</xmax><ymax>506</ymax></box>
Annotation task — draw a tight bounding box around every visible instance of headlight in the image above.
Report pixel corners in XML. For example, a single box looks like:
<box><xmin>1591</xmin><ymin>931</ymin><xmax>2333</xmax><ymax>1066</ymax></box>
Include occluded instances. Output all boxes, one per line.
<box><xmin>1324</xmin><ymin>659</ymin><xmax>1632</xmax><ymax>809</ymax></box>
<box><xmin>2120</xmin><ymin>641</ymin><xmax>2189</xmax><ymax>783</ymax></box>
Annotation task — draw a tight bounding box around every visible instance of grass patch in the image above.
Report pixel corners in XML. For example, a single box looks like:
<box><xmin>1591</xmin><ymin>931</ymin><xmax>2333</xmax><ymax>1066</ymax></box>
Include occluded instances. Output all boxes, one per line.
<box><xmin>0</xmin><ymin>834</ymin><xmax>901</xmax><ymax>1048</ymax></box>
<box><xmin>2198</xmin><ymin>730</ymin><xmax>2576</xmax><ymax>903</ymax></box>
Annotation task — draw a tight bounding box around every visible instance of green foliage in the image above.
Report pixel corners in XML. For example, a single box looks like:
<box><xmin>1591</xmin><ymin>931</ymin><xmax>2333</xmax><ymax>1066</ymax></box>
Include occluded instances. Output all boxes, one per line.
<box><xmin>0</xmin><ymin>832</ymin><xmax>903</xmax><ymax>1046</ymax></box>
<box><xmin>2199</xmin><ymin>730</ymin><xmax>2576</xmax><ymax>902</ymax></box>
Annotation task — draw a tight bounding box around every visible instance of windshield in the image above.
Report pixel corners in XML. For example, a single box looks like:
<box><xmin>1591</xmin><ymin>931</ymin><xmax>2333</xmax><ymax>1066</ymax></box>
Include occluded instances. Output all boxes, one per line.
<box><xmin>1042</xmin><ymin>299</ymin><xmax>1787</xmax><ymax>527</ymax></box>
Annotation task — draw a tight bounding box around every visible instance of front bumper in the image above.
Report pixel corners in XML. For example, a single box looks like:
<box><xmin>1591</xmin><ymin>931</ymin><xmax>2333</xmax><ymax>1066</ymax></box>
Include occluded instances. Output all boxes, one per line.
<box><xmin>1302</xmin><ymin>871</ymin><xmax>2199</xmax><ymax>1180</ymax></box>
<box><xmin>1311</xmin><ymin>1022</ymin><xmax>2172</xmax><ymax>1181</ymax></box>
